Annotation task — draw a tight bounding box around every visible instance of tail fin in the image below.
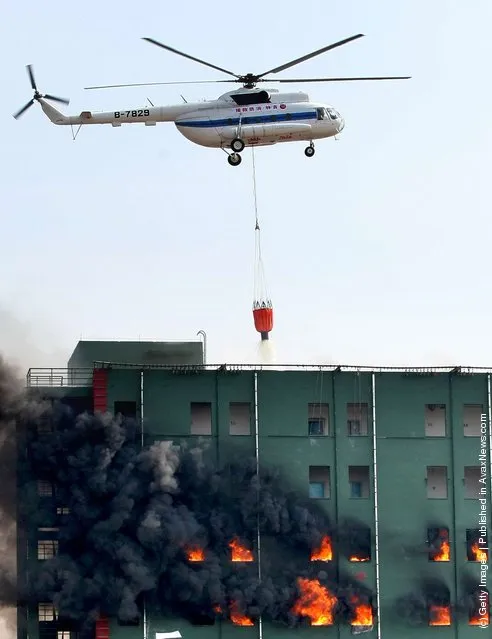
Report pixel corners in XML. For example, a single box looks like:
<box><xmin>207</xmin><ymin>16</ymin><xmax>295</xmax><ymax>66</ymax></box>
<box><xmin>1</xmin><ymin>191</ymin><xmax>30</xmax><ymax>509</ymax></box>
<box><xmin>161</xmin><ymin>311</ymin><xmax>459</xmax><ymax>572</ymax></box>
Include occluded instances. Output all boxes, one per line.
<box><xmin>39</xmin><ymin>98</ymin><xmax>69</xmax><ymax>125</ymax></box>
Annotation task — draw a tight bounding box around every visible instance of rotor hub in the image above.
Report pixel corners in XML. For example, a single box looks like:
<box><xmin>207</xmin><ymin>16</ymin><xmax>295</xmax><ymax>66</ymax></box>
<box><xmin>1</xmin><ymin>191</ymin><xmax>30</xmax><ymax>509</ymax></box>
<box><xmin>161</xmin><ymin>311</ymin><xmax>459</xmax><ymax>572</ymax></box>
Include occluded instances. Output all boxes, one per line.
<box><xmin>238</xmin><ymin>73</ymin><xmax>259</xmax><ymax>89</ymax></box>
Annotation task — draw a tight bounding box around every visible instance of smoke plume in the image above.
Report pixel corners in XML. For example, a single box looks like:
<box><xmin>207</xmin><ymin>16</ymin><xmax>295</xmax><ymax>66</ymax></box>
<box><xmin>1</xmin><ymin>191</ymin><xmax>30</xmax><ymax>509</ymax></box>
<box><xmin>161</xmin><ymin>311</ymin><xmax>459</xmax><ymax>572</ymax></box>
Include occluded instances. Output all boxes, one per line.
<box><xmin>0</xmin><ymin>357</ymin><xmax>376</xmax><ymax>638</ymax></box>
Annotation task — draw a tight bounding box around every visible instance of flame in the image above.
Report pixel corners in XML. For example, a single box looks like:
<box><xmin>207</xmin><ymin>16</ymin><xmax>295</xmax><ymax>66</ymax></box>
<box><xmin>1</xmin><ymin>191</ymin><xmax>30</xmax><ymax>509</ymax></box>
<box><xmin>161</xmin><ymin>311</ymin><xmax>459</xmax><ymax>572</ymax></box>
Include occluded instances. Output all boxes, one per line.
<box><xmin>470</xmin><ymin>542</ymin><xmax>488</xmax><ymax>562</ymax></box>
<box><xmin>229</xmin><ymin>538</ymin><xmax>253</xmax><ymax>562</ymax></box>
<box><xmin>433</xmin><ymin>542</ymin><xmax>450</xmax><ymax>561</ymax></box>
<box><xmin>213</xmin><ymin>605</ymin><xmax>222</xmax><ymax>614</ymax></box>
<box><xmin>311</xmin><ymin>536</ymin><xmax>333</xmax><ymax>561</ymax></box>
<box><xmin>186</xmin><ymin>547</ymin><xmax>205</xmax><ymax>562</ymax></box>
<box><xmin>429</xmin><ymin>605</ymin><xmax>451</xmax><ymax>626</ymax></box>
<box><xmin>349</xmin><ymin>556</ymin><xmax>370</xmax><ymax>562</ymax></box>
<box><xmin>351</xmin><ymin>603</ymin><xmax>373</xmax><ymax>627</ymax></box>
<box><xmin>431</xmin><ymin>530</ymin><xmax>450</xmax><ymax>561</ymax></box>
<box><xmin>230</xmin><ymin>601</ymin><xmax>254</xmax><ymax>626</ymax></box>
<box><xmin>292</xmin><ymin>577</ymin><xmax>337</xmax><ymax>626</ymax></box>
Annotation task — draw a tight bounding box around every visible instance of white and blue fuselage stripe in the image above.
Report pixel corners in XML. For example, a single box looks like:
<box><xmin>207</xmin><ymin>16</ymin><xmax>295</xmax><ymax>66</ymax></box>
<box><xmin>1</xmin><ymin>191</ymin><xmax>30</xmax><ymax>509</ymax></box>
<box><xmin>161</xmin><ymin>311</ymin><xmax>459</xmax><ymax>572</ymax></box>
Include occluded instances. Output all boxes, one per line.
<box><xmin>177</xmin><ymin>110</ymin><xmax>317</xmax><ymax>128</ymax></box>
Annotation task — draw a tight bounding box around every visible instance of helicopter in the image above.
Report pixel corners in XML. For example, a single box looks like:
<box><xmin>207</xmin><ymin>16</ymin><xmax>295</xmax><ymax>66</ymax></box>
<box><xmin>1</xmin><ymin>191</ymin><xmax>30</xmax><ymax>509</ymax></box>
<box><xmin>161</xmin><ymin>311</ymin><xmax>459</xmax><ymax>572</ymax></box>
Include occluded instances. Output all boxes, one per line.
<box><xmin>13</xmin><ymin>35</ymin><xmax>410</xmax><ymax>166</ymax></box>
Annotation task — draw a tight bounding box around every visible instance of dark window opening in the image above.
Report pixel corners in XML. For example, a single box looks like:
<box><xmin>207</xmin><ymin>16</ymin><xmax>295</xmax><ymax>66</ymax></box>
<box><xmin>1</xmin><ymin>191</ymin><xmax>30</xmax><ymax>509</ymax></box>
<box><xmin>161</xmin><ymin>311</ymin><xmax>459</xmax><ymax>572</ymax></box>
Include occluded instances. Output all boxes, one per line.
<box><xmin>308</xmin><ymin>403</ymin><xmax>329</xmax><ymax>436</ymax></box>
<box><xmin>349</xmin><ymin>466</ymin><xmax>370</xmax><ymax>499</ymax></box>
<box><xmin>347</xmin><ymin>403</ymin><xmax>368</xmax><ymax>436</ymax></box>
<box><xmin>114</xmin><ymin>401</ymin><xmax>137</xmax><ymax>419</ymax></box>
<box><xmin>346</xmin><ymin>527</ymin><xmax>371</xmax><ymax>562</ymax></box>
<box><xmin>468</xmin><ymin>588</ymin><xmax>489</xmax><ymax>625</ymax></box>
<box><xmin>466</xmin><ymin>529</ymin><xmax>488</xmax><ymax>562</ymax></box>
<box><xmin>464</xmin><ymin>466</ymin><xmax>481</xmax><ymax>499</ymax></box>
<box><xmin>426</xmin><ymin>582</ymin><xmax>451</xmax><ymax>626</ymax></box>
<box><xmin>191</xmin><ymin>402</ymin><xmax>212</xmax><ymax>435</ymax></box>
<box><xmin>427</xmin><ymin>528</ymin><xmax>450</xmax><ymax>561</ymax></box>
<box><xmin>309</xmin><ymin>466</ymin><xmax>330</xmax><ymax>499</ymax></box>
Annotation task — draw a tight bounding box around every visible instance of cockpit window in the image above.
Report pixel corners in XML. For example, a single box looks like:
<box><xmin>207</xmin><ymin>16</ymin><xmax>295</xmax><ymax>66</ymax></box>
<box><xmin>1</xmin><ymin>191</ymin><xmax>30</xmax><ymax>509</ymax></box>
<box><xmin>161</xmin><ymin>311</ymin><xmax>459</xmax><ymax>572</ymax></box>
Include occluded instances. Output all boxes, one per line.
<box><xmin>316</xmin><ymin>108</ymin><xmax>326</xmax><ymax>120</ymax></box>
<box><xmin>326</xmin><ymin>108</ymin><xmax>338</xmax><ymax>120</ymax></box>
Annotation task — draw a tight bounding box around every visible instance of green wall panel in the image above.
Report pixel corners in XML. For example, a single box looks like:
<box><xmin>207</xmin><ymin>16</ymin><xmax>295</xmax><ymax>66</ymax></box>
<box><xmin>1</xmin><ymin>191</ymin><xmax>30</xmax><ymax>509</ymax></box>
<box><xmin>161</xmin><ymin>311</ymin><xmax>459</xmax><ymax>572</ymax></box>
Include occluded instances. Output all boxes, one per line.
<box><xmin>25</xmin><ymin>367</ymin><xmax>492</xmax><ymax>639</ymax></box>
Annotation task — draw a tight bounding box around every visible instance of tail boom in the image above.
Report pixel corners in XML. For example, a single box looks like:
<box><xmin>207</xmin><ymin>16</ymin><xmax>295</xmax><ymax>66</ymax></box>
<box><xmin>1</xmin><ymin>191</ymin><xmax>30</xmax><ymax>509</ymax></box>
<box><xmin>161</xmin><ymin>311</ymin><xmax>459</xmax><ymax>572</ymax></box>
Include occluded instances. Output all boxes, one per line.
<box><xmin>39</xmin><ymin>98</ymin><xmax>205</xmax><ymax>126</ymax></box>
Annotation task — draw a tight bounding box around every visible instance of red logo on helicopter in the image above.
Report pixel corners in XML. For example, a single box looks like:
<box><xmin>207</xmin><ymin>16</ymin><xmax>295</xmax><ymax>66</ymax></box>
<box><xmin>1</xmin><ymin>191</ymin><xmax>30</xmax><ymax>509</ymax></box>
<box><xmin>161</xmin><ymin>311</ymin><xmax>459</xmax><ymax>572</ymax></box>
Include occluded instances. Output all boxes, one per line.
<box><xmin>280</xmin><ymin>103</ymin><xmax>286</xmax><ymax>109</ymax></box>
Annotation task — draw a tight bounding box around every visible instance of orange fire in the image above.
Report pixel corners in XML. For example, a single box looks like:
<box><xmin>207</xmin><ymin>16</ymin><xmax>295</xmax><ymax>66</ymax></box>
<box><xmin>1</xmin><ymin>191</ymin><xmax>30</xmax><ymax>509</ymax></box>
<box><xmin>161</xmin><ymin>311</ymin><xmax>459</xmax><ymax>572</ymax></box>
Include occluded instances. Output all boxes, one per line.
<box><xmin>470</xmin><ymin>543</ymin><xmax>488</xmax><ymax>562</ymax></box>
<box><xmin>349</xmin><ymin>556</ymin><xmax>370</xmax><ymax>563</ymax></box>
<box><xmin>351</xmin><ymin>603</ymin><xmax>373</xmax><ymax>627</ymax></box>
<box><xmin>229</xmin><ymin>538</ymin><xmax>253</xmax><ymax>562</ymax></box>
<box><xmin>186</xmin><ymin>547</ymin><xmax>205</xmax><ymax>562</ymax></box>
<box><xmin>213</xmin><ymin>605</ymin><xmax>222</xmax><ymax>614</ymax></box>
<box><xmin>292</xmin><ymin>578</ymin><xmax>337</xmax><ymax>626</ymax></box>
<box><xmin>311</xmin><ymin>536</ymin><xmax>333</xmax><ymax>561</ymax></box>
<box><xmin>431</xmin><ymin>530</ymin><xmax>450</xmax><ymax>561</ymax></box>
<box><xmin>433</xmin><ymin>541</ymin><xmax>450</xmax><ymax>561</ymax></box>
<box><xmin>230</xmin><ymin>601</ymin><xmax>254</xmax><ymax>626</ymax></box>
<box><xmin>429</xmin><ymin>605</ymin><xmax>451</xmax><ymax>626</ymax></box>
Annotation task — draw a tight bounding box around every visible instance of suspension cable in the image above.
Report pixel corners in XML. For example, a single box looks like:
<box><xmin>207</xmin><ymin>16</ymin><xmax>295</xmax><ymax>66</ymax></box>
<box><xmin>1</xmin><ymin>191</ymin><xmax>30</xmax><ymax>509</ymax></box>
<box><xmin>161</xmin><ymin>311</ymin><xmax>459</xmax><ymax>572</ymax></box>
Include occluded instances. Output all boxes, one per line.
<box><xmin>252</xmin><ymin>147</ymin><xmax>270</xmax><ymax>306</ymax></box>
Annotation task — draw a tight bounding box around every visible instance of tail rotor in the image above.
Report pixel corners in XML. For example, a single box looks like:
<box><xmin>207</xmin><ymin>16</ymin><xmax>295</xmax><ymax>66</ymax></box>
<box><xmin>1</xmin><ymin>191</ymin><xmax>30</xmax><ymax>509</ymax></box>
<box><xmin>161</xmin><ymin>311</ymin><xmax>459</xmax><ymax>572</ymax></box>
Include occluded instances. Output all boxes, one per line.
<box><xmin>13</xmin><ymin>65</ymin><xmax>70</xmax><ymax>119</ymax></box>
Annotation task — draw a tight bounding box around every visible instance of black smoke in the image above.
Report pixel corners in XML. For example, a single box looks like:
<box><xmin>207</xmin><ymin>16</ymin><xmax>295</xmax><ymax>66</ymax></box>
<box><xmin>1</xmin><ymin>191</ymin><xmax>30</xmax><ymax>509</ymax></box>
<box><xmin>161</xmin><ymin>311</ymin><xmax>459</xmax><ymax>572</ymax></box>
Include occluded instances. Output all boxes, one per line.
<box><xmin>395</xmin><ymin>578</ymin><xmax>452</xmax><ymax>626</ymax></box>
<box><xmin>1</xmin><ymin>359</ymin><xmax>375</xmax><ymax>638</ymax></box>
<box><xmin>458</xmin><ymin>574</ymin><xmax>489</xmax><ymax>623</ymax></box>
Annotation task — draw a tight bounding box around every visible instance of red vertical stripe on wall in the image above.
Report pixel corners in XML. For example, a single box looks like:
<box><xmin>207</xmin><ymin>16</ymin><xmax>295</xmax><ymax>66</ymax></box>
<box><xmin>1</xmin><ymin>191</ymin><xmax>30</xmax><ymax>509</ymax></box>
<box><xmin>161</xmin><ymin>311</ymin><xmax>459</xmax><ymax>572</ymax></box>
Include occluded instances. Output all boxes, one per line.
<box><xmin>95</xmin><ymin>615</ymin><xmax>110</xmax><ymax>639</ymax></box>
<box><xmin>92</xmin><ymin>369</ymin><xmax>108</xmax><ymax>413</ymax></box>
<box><xmin>95</xmin><ymin>617</ymin><xmax>110</xmax><ymax>639</ymax></box>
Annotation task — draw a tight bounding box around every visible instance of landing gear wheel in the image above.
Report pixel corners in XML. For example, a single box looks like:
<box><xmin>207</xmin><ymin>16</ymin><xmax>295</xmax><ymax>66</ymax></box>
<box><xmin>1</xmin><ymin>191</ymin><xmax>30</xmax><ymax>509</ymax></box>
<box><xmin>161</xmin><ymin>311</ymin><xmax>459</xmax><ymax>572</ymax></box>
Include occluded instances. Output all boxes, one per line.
<box><xmin>228</xmin><ymin>153</ymin><xmax>242</xmax><ymax>166</ymax></box>
<box><xmin>305</xmin><ymin>145</ymin><xmax>315</xmax><ymax>157</ymax></box>
<box><xmin>231</xmin><ymin>138</ymin><xmax>245</xmax><ymax>153</ymax></box>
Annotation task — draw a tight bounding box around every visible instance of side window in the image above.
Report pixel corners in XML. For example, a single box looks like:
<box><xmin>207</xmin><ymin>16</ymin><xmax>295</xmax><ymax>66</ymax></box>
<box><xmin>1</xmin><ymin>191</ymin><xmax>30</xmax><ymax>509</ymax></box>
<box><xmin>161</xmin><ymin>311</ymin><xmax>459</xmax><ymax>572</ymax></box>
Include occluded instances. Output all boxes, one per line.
<box><xmin>316</xmin><ymin>108</ymin><xmax>325</xmax><ymax>120</ymax></box>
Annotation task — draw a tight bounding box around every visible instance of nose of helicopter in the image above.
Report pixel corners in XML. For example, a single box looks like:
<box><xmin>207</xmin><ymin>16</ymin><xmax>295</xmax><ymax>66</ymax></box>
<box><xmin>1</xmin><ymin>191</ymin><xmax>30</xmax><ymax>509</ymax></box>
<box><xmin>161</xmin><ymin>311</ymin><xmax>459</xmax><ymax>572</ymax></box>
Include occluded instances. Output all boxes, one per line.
<box><xmin>337</xmin><ymin>115</ymin><xmax>345</xmax><ymax>132</ymax></box>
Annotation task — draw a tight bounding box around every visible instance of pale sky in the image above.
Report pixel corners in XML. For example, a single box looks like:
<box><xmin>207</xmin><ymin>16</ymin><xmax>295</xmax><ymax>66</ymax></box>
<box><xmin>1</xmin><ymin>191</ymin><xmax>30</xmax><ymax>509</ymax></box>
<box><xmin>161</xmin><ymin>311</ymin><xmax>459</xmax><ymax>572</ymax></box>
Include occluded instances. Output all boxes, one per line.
<box><xmin>1</xmin><ymin>0</ymin><xmax>491</xmax><ymax>370</ymax></box>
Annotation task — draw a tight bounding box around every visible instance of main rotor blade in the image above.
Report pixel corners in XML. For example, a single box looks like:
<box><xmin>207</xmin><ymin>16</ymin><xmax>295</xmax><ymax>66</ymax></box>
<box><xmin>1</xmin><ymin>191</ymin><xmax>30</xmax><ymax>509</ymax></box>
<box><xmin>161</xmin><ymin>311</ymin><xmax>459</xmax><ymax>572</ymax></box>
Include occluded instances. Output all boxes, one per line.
<box><xmin>43</xmin><ymin>94</ymin><xmax>70</xmax><ymax>104</ymax></box>
<box><xmin>84</xmin><ymin>79</ymin><xmax>235</xmax><ymax>90</ymax></box>
<box><xmin>257</xmin><ymin>34</ymin><xmax>365</xmax><ymax>78</ymax></box>
<box><xmin>142</xmin><ymin>38</ymin><xmax>240</xmax><ymax>79</ymax></box>
<box><xmin>266</xmin><ymin>75</ymin><xmax>411</xmax><ymax>83</ymax></box>
<box><xmin>13</xmin><ymin>99</ymin><xmax>35</xmax><ymax>119</ymax></box>
<box><xmin>26</xmin><ymin>64</ymin><xmax>37</xmax><ymax>90</ymax></box>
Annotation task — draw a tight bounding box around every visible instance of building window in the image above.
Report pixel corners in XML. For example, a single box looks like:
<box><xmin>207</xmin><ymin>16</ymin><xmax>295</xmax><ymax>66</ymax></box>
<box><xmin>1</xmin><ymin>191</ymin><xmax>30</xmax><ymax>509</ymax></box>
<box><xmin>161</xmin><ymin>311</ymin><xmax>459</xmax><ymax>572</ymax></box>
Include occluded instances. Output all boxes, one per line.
<box><xmin>37</xmin><ymin>480</ymin><xmax>53</xmax><ymax>497</ymax></box>
<box><xmin>426</xmin><ymin>466</ymin><xmax>448</xmax><ymax>498</ymax></box>
<box><xmin>463</xmin><ymin>405</ymin><xmax>484</xmax><ymax>437</ymax></box>
<box><xmin>466</xmin><ymin>529</ymin><xmax>488</xmax><ymax>562</ymax></box>
<box><xmin>347</xmin><ymin>403</ymin><xmax>368</xmax><ymax>436</ymax></box>
<box><xmin>348</xmin><ymin>528</ymin><xmax>371</xmax><ymax>562</ymax></box>
<box><xmin>56</xmin><ymin>507</ymin><xmax>70</xmax><ymax>515</ymax></box>
<box><xmin>38</xmin><ymin>540</ymin><xmax>58</xmax><ymax>560</ymax></box>
<box><xmin>349</xmin><ymin>466</ymin><xmax>370</xmax><ymax>498</ymax></box>
<box><xmin>229</xmin><ymin>403</ymin><xmax>251</xmax><ymax>435</ymax></box>
<box><xmin>427</xmin><ymin>528</ymin><xmax>450</xmax><ymax>561</ymax></box>
<box><xmin>464</xmin><ymin>467</ymin><xmax>481</xmax><ymax>499</ymax></box>
<box><xmin>425</xmin><ymin>404</ymin><xmax>446</xmax><ymax>437</ymax></box>
<box><xmin>191</xmin><ymin>402</ymin><xmax>212</xmax><ymax>435</ymax></box>
<box><xmin>468</xmin><ymin>588</ymin><xmax>489</xmax><ymax>626</ymax></box>
<box><xmin>38</xmin><ymin>603</ymin><xmax>56</xmax><ymax>621</ymax></box>
<box><xmin>58</xmin><ymin>632</ymin><xmax>72</xmax><ymax>639</ymax></box>
<box><xmin>309</xmin><ymin>466</ymin><xmax>330</xmax><ymax>498</ymax></box>
<box><xmin>308</xmin><ymin>403</ymin><xmax>329</xmax><ymax>436</ymax></box>
<box><xmin>114</xmin><ymin>401</ymin><xmax>137</xmax><ymax>419</ymax></box>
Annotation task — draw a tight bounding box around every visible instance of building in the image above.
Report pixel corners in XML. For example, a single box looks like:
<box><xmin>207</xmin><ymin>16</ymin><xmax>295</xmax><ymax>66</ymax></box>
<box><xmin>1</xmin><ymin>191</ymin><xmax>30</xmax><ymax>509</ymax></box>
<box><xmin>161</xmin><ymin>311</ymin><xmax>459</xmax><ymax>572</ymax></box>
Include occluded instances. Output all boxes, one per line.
<box><xmin>18</xmin><ymin>340</ymin><xmax>491</xmax><ymax>639</ymax></box>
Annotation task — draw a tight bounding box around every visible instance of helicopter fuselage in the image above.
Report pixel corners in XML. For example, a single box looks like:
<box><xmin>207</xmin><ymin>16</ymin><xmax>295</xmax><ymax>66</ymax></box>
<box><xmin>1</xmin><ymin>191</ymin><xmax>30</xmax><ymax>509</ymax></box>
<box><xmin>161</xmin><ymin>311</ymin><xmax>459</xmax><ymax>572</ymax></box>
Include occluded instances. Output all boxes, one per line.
<box><xmin>38</xmin><ymin>88</ymin><xmax>344</xmax><ymax>154</ymax></box>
